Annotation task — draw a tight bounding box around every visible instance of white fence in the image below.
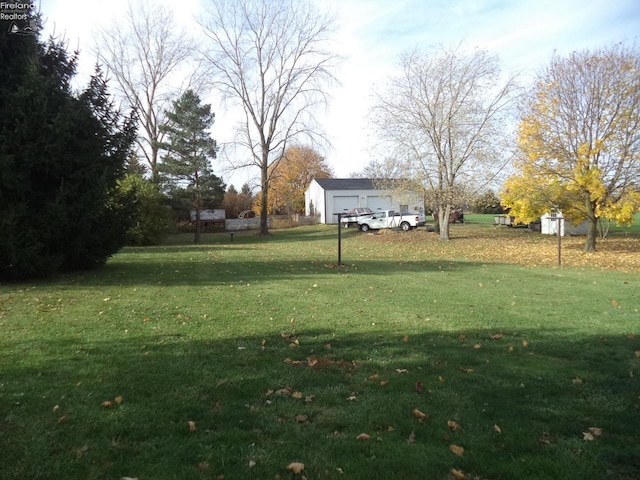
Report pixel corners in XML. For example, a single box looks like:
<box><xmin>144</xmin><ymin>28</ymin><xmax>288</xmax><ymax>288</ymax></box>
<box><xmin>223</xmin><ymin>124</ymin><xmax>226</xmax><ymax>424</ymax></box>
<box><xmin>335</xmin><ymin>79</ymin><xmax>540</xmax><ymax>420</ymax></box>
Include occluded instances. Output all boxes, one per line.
<box><xmin>225</xmin><ymin>215</ymin><xmax>319</xmax><ymax>231</ymax></box>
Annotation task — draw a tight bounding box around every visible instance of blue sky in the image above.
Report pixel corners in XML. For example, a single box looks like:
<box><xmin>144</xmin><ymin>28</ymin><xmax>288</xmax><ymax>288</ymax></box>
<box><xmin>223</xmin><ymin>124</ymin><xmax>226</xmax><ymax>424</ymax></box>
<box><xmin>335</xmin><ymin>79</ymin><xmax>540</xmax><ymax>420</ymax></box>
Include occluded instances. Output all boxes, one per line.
<box><xmin>42</xmin><ymin>0</ymin><xmax>640</xmax><ymax>187</ymax></box>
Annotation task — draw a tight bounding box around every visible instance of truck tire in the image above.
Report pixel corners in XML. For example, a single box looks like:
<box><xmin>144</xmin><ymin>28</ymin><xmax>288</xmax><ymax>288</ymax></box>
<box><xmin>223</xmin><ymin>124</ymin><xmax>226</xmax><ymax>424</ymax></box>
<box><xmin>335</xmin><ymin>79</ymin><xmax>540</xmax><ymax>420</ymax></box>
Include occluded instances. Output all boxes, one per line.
<box><xmin>360</xmin><ymin>224</ymin><xmax>370</xmax><ymax>232</ymax></box>
<box><xmin>400</xmin><ymin>221</ymin><xmax>411</xmax><ymax>231</ymax></box>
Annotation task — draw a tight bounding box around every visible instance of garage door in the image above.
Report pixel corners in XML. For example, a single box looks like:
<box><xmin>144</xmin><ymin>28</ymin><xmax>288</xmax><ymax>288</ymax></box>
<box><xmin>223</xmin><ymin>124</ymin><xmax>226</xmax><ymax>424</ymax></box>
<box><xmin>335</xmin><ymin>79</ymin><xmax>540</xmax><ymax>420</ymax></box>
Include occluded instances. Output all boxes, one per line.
<box><xmin>367</xmin><ymin>195</ymin><xmax>392</xmax><ymax>212</ymax></box>
<box><xmin>330</xmin><ymin>196</ymin><xmax>359</xmax><ymax>223</ymax></box>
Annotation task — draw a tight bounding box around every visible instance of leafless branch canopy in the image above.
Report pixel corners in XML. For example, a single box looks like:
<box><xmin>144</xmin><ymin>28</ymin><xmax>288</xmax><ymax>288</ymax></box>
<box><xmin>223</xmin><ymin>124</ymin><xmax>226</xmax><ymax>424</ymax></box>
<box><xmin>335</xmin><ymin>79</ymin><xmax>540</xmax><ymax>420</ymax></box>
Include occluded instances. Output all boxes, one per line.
<box><xmin>94</xmin><ymin>1</ymin><xmax>198</xmax><ymax>180</ymax></box>
<box><xmin>371</xmin><ymin>45</ymin><xmax>519</xmax><ymax>238</ymax></box>
<box><xmin>199</xmin><ymin>0</ymin><xmax>339</xmax><ymax>172</ymax></box>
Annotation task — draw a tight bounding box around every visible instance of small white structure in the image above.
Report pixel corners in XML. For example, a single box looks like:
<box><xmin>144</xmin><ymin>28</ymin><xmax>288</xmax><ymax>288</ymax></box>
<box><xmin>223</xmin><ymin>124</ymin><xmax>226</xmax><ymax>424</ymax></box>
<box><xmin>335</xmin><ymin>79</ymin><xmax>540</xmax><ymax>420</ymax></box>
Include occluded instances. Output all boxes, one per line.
<box><xmin>541</xmin><ymin>211</ymin><xmax>590</xmax><ymax>236</ymax></box>
<box><xmin>305</xmin><ymin>178</ymin><xmax>424</xmax><ymax>224</ymax></box>
<box><xmin>541</xmin><ymin>212</ymin><xmax>565</xmax><ymax>235</ymax></box>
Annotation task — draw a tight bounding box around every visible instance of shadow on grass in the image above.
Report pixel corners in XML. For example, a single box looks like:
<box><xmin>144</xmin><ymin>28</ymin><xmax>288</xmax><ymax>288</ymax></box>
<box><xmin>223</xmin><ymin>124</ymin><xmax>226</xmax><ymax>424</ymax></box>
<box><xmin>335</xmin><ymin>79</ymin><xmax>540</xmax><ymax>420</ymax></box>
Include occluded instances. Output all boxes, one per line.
<box><xmin>79</xmin><ymin>256</ymin><xmax>481</xmax><ymax>287</ymax></box>
<box><xmin>3</xmin><ymin>327</ymin><xmax>639</xmax><ymax>480</ymax></box>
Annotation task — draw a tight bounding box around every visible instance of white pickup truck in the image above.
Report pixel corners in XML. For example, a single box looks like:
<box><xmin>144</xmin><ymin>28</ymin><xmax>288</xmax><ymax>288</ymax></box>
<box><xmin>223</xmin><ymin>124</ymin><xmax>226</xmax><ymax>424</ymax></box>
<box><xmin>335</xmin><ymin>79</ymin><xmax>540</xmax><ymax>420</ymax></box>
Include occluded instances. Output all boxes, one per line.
<box><xmin>358</xmin><ymin>210</ymin><xmax>426</xmax><ymax>232</ymax></box>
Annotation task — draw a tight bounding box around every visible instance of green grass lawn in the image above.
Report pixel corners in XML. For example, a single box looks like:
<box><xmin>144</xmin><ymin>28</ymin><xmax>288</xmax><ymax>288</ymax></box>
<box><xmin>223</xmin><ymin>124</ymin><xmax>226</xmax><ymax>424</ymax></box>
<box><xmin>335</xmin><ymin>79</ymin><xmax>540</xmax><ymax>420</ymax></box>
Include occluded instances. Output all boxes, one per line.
<box><xmin>1</xmin><ymin>222</ymin><xmax>639</xmax><ymax>480</ymax></box>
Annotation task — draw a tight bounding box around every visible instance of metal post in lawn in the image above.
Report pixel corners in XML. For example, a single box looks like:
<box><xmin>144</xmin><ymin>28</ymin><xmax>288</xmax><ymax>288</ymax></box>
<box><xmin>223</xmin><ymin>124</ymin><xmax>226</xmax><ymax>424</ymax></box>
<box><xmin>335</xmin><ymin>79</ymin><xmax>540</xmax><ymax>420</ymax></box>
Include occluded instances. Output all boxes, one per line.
<box><xmin>557</xmin><ymin>217</ymin><xmax>563</xmax><ymax>266</ymax></box>
<box><xmin>335</xmin><ymin>213</ymin><xmax>343</xmax><ymax>266</ymax></box>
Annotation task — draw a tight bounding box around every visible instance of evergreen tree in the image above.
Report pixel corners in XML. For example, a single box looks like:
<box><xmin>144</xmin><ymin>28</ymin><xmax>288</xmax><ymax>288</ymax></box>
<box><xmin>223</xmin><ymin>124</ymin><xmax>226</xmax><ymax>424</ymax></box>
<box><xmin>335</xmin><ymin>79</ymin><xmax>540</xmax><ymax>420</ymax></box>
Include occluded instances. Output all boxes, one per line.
<box><xmin>158</xmin><ymin>90</ymin><xmax>223</xmax><ymax>243</ymax></box>
<box><xmin>0</xmin><ymin>18</ymin><xmax>136</xmax><ymax>279</ymax></box>
<box><xmin>117</xmin><ymin>174</ymin><xmax>173</xmax><ymax>246</ymax></box>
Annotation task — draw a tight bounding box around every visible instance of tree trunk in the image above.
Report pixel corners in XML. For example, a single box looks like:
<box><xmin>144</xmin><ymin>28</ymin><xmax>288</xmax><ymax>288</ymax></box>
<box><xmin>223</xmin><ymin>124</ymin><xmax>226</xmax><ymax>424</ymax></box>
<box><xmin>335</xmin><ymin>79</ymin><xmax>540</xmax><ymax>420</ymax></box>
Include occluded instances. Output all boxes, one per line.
<box><xmin>438</xmin><ymin>205</ymin><xmax>451</xmax><ymax>241</ymax></box>
<box><xmin>194</xmin><ymin>206</ymin><xmax>201</xmax><ymax>244</ymax></box>
<box><xmin>259</xmin><ymin>156</ymin><xmax>269</xmax><ymax>235</ymax></box>
<box><xmin>583</xmin><ymin>198</ymin><xmax>597</xmax><ymax>252</ymax></box>
<box><xmin>584</xmin><ymin>217</ymin><xmax>597</xmax><ymax>252</ymax></box>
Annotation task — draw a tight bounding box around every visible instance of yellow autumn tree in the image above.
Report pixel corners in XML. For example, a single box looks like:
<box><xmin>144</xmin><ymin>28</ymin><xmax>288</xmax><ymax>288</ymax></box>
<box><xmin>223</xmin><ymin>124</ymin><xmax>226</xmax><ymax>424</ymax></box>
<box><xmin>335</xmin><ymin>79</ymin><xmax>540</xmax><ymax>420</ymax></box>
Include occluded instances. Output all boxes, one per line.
<box><xmin>254</xmin><ymin>145</ymin><xmax>333</xmax><ymax>215</ymax></box>
<box><xmin>502</xmin><ymin>44</ymin><xmax>640</xmax><ymax>252</ymax></box>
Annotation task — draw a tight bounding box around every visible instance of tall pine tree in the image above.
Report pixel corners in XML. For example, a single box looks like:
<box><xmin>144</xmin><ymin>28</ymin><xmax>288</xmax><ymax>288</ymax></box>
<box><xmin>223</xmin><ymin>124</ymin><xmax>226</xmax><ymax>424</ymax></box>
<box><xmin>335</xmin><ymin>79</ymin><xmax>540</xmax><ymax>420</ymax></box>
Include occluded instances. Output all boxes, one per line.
<box><xmin>158</xmin><ymin>90</ymin><xmax>223</xmax><ymax>243</ymax></box>
<box><xmin>0</xmin><ymin>13</ymin><xmax>136</xmax><ymax>279</ymax></box>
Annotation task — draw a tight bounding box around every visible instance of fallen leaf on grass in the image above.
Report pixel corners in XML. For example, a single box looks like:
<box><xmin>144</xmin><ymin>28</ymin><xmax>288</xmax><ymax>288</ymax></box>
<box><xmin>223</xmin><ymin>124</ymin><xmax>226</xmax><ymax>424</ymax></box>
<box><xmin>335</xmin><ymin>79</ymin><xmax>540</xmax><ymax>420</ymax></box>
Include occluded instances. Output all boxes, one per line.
<box><xmin>438</xmin><ymin>376</ymin><xmax>445</xmax><ymax>382</ymax></box>
<box><xmin>295</xmin><ymin>415</ymin><xmax>308</xmax><ymax>423</ymax></box>
<box><xmin>197</xmin><ymin>462</ymin><xmax>210</xmax><ymax>471</ymax></box>
<box><xmin>114</xmin><ymin>395</ymin><xmax>124</xmax><ymax>405</ymax></box>
<box><xmin>473</xmin><ymin>344</ymin><xmax>481</xmax><ymax>349</ymax></box>
<box><xmin>188</xmin><ymin>421</ymin><xmax>196</xmax><ymax>432</ymax></box>
<box><xmin>403</xmin><ymin>335</ymin><xmax>409</xmax><ymax>342</ymax></box>
<box><xmin>407</xmin><ymin>431</ymin><xmax>416</xmax><ymax>443</ymax></box>
<box><xmin>588</xmin><ymin>427</ymin><xmax>602</xmax><ymax>436</ymax></box>
<box><xmin>493</xmin><ymin>424</ymin><xmax>502</xmax><ymax>434</ymax></box>
<box><xmin>379</xmin><ymin>380</ymin><xmax>389</xmax><ymax>386</ymax></box>
<box><xmin>275</xmin><ymin>387</ymin><xmax>293</xmax><ymax>396</ymax></box>
<box><xmin>414</xmin><ymin>381</ymin><xmax>423</xmax><ymax>392</ymax></box>
<box><xmin>459</xmin><ymin>367</ymin><xmax>474</xmax><ymax>374</ymax></box>
<box><xmin>490</xmin><ymin>334</ymin><xmax>503</xmax><ymax>340</ymax></box>
<box><xmin>572</xmin><ymin>377</ymin><xmax>583</xmax><ymax>384</ymax></box>
<box><xmin>286</xmin><ymin>462</ymin><xmax>305</xmax><ymax>474</ymax></box>
<box><xmin>356</xmin><ymin>433</ymin><xmax>371</xmax><ymax>441</ymax></box>
<box><xmin>522</xmin><ymin>339</ymin><xmax>529</xmax><ymax>347</ymax></box>
<box><xmin>396</xmin><ymin>368</ymin><xmax>409</xmax><ymax>374</ymax></box>
<box><xmin>291</xmin><ymin>391</ymin><xmax>303</xmax><ymax>399</ymax></box>
<box><xmin>101</xmin><ymin>401</ymin><xmax>113</xmax><ymax>408</ymax></box>
<box><xmin>450</xmin><ymin>444</ymin><xmax>464</xmax><ymax>456</ymax></box>
<box><xmin>120</xmin><ymin>477</ymin><xmax>138</xmax><ymax>480</ymax></box>
<box><xmin>413</xmin><ymin>408</ymin><xmax>428</xmax><ymax>421</ymax></box>
<box><xmin>447</xmin><ymin>420</ymin><xmax>462</xmax><ymax>431</ymax></box>
<box><xmin>248</xmin><ymin>460</ymin><xmax>256</xmax><ymax>468</ymax></box>
<box><xmin>450</xmin><ymin>468</ymin><xmax>465</xmax><ymax>479</ymax></box>
<box><xmin>369</xmin><ymin>374</ymin><xmax>379</xmax><ymax>381</ymax></box>
<box><xmin>583</xmin><ymin>431</ymin><xmax>594</xmax><ymax>441</ymax></box>
<box><xmin>75</xmin><ymin>445</ymin><xmax>89</xmax><ymax>458</ymax></box>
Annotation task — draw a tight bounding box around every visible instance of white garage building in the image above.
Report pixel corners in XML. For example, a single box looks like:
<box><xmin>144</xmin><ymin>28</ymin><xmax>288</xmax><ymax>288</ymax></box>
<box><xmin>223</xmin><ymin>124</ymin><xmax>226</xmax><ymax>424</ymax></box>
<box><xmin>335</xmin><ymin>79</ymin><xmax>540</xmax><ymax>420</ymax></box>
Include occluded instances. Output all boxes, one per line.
<box><xmin>305</xmin><ymin>178</ymin><xmax>424</xmax><ymax>224</ymax></box>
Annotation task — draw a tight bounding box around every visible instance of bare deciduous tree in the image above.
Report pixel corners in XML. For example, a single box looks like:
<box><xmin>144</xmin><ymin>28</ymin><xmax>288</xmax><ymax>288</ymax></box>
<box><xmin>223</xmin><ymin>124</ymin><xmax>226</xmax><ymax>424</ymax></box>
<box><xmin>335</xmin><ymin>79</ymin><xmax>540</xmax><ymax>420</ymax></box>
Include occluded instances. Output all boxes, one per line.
<box><xmin>199</xmin><ymin>0</ymin><xmax>339</xmax><ymax>234</ymax></box>
<box><xmin>372</xmin><ymin>45</ymin><xmax>518</xmax><ymax>240</ymax></box>
<box><xmin>349</xmin><ymin>157</ymin><xmax>405</xmax><ymax>179</ymax></box>
<box><xmin>94</xmin><ymin>1</ymin><xmax>197</xmax><ymax>182</ymax></box>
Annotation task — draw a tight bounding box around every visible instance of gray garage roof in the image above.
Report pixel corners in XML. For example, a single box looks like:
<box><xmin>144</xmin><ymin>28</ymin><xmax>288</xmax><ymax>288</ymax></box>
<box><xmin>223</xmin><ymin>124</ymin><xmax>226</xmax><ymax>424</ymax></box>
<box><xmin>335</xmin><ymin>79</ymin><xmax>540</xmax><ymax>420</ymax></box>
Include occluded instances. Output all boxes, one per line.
<box><xmin>313</xmin><ymin>178</ymin><xmax>377</xmax><ymax>190</ymax></box>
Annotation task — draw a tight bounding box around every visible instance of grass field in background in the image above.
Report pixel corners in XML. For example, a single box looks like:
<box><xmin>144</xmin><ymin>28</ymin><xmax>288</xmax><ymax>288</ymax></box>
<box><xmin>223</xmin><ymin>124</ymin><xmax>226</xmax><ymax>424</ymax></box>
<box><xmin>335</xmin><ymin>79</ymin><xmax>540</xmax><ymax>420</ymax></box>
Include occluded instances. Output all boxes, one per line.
<box><xmin>1</xmin><ymin>217</ymin><xmax>639</xmax><ymax>480</ymax></box>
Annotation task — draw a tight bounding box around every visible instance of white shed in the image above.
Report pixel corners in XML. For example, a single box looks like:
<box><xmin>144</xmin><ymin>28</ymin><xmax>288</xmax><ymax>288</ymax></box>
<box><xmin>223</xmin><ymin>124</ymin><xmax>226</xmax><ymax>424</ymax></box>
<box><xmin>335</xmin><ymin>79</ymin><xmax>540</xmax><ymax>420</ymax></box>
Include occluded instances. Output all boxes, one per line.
<box><xmin>305</xmin><ymin>178</ymin><xmax>424</xmax><ymax>224</ymax></box>
<box><xmin>541</xmin><ymin>212</ymin><xmax>565</xmax><ymax>235</ymax></box>
<box><xmin>541</xmin><ymin>212</ymin><xmax>589</xmax><ymax>236</ymax></box>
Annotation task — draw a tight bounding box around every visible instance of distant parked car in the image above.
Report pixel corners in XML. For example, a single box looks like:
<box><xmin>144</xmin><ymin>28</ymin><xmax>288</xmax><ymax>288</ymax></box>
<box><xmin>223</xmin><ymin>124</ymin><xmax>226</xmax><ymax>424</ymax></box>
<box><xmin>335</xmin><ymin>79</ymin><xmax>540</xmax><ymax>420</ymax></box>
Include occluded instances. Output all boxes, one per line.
<box><xmin>433</xmin><ymin>209</ymin><xmax>464</xmax><ymax>223</ymax></box>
